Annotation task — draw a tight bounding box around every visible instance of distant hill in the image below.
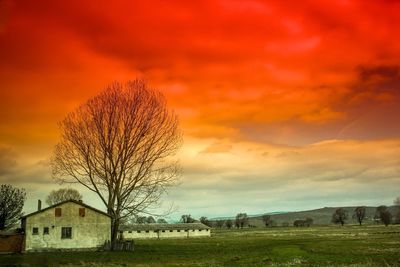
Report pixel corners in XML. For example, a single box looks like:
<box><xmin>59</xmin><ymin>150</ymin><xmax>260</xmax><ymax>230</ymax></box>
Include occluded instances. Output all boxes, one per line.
<box><xmin>210</xmin><ymin>211</ymin><xmax>286</xmax><ymax>221</ymax></box>
<box><xmin>211</xmin><ymin>206</ymin><xmax>399</xmax><ymax>226</ymax></box>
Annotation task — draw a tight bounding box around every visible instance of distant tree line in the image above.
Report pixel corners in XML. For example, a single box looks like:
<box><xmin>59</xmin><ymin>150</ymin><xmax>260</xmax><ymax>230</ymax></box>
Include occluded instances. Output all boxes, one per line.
<box><xmin>123</xmin><ymin>215</ymin><xmax>168</xmax><ymax>225</ymax></box>
<box><xmin>331</xmin><ymin>198</ymin><xmax>400</xmax><ymax>227</ymax></box>
<box><xmin>293</xmin><ymin>218</ymin><xmax>313</xmax><ymax>227</ymax></box>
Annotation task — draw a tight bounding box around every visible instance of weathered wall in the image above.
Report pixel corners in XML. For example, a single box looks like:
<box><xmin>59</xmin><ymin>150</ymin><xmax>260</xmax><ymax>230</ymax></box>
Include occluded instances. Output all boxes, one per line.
<box><xmin>24</xmin><ymin>202</ymin><xmax>111</xmax><ymax>251</ymax></box>
<box><xmin>188</xmin><ymin>229</ymin><xmax>211</xmax><ymax>237</ymax></box>
<box><xmin>122</xmin><ymin>228</ymin><xmax>210</xmax><ymax>239</ymax></box>
<box><xmin>0</xmin><ymin>233</ymin><xmax>24</xmax><ymax>253</ymax></box>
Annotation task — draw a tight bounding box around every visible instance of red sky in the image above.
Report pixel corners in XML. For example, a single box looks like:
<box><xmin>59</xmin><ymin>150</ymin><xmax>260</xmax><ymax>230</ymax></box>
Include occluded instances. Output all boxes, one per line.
<box><xmin>0</xmin><ymin>0</ymin><xmax>399</xmax><ymax>217</ymax></box>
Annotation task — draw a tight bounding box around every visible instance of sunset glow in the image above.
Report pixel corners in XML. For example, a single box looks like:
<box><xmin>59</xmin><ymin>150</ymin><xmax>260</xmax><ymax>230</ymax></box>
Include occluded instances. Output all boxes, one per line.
<box><xmin>1</xmin><ymin>0</ymin><xmax>399</xmax><ymax>218</ymax></box>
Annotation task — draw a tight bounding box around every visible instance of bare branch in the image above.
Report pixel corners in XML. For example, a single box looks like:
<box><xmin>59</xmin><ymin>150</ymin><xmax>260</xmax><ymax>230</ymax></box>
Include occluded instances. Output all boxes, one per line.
<box><xmin>51</xmin><ymin>80</ymin><xmax>182</xmax><ymax>245</ymax></box>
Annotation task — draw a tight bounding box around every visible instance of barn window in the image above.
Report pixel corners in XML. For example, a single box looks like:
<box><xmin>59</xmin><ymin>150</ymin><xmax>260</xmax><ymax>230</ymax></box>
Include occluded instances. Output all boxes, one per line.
<box><xmin>128</xmin><ymin>231</ymin><xmax>132</xmax><ymax>233</ymax></box>
<box><xmin>185</xmin><ymin>229</ymin><xmax>188</xmax><ymax>232</ymax></box>
<box><xmin>206</xmin><ymin>229</ymin><xmax>209</xmax><ymax>231</ymax></box>
<box><xmin>43</xmin><ymin>227</ymin><xmax>49</xmax><ymax>235</ymax></box>
<box><xmin>55</xmin><ymin>208</ymin><xmax>62</xmax><ymax>217</ymax></box>
<box><xmin>199</xmin><ymin>229</ymin><xmax>202</xmax><ymax>232</ymax></box>
<box><xmin>32</xmin><ymin>227</ymin><xmax>39</xmax><ymax>235</ymax></box>
<box><xmin>61</xmin><ymin>227</ymin><xmax>72</xmax><ymax>239</ymax></box>
<box><xmin>137</xmin><ymin>231</ymin><xmax>141</xmax><ymax>233</ymax></box>
<box><xmin>177</xmin><ymin>230</ymin><xmax>181</xmax><ymax>232</ymax></box>
<box><xmin>145</xmin><ymin>230</ymin><xmax>149</xmax><ymax>233</ymax></box>
<box><xmin>169</xmin><ymin>230</ymin><xmax>173</xmax><ymax>232</ymax></box>
<box><xmin>79</xmin><ymin>208</ymin><xmax>85</xmax><ymax>217</ymax></box>
<box><xmin>162</xmin><ymin>230</ymin><xmax>165</xmax><ymax>232</ymax></box>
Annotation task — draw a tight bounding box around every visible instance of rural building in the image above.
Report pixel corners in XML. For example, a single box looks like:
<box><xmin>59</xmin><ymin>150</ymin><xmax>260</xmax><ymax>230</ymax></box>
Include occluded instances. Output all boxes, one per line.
<box><xmin>120</xmin><ymin>223</ymin><xmax>211</xmax><ymax>239</ymax></box>
<box><xmin>21</xmin><ymin>199</ymin><xmax>111</xmax><ymax>252</ymax></box>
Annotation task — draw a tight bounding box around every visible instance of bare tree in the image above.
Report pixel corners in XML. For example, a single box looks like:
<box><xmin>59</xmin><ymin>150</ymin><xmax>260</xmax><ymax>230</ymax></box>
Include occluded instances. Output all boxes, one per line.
<box><xmin>46</xmin><ymin>188</ymin><xmax>82</xmax><ymax>206</ymax></box>
<box><xmin>51</xmin><ymin>80</ymin><xmax>182</xmax><ymax>247</ymax></box>
<box><xmin>216</xmin><ymin>220</ymin><xmax>225</xmax><ymax>228</ymax></box>
<box><xmin>293</xmin><ymin>219</ymin><xmax>306</xmax><ymax>227</ymax></box>
<box><xmin>262</xmin><ymin>215</ymin><xmax>272</xmax><ymax>227</ymax></box>
<box><xmin>180</xmin><ymin>214</ymin><xmax>195</xmax><ymax>223</ymax></box>
<box><xmin>332</xmin><ymin>208</ymin><xmax>347</xmax><ymax>226</ymax></box>
<box><xmin>0</xmin><ymin>184</ymin><xmax>26</xmax><ymax>230</ymax></box>
<box><xmin>199</xmin><ymin>216</ymin><xmax>211</xmax><ymax>227</ymax></box>
<box><xmin>225</xmin><ymin>219</ymin><xmax>233</xmax><ymax>229</ymax></box>
<box><xmin>235</xmin><ymin>213</ymin><xmax>248</xmax><ymax>229</ymax></box>
<box><xmin>376</xmin><ymin>206</ymin><xmax>391</xmax><ymax>226</ymax></box>
<box><xmin>394</xmin><ymin>197</ymin><xmax>400</xmax><ymax>224</ymax></box>
<box><xmin>353</xmin><ymin>206</ymin><xmax>366</xmax><ymax>226</ymax></box>
<box><xmin>394</xmin><ymin>196</ymin><xmax>400</xmax><ymax>206</ymax></box>
<box><xmin>136</xmin><ymin>216</ymin><xmax>147</xmax><ymax>224</ymax></box>
<box><xmin>234</xmin><ymin>217</ymin><xmax>240</xmax><ymax>228</ymax></box>
<box><xmin>380</xmin><ymin>210</ymin><xmax>392</xmax><ymax>226</ymax></box>
<box><xmin>146</xmin><ymin>216</ymin><xmax>156</xmax><ymax>224</ymax></box>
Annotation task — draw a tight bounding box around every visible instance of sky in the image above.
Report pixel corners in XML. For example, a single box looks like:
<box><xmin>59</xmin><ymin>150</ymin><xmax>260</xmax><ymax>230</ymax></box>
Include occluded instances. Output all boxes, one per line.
<box><xmin>0</xmin><ymin>0</ymin><xmax>399</xmax><ymax>220</ymax></box>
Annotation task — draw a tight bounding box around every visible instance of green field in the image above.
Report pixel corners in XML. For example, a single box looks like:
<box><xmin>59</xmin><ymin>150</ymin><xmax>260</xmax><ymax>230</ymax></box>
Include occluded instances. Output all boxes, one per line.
<box><xmin>1</xmin><ymin>225</ymin><xmax>400</xmax><ymax>267</ymax></box>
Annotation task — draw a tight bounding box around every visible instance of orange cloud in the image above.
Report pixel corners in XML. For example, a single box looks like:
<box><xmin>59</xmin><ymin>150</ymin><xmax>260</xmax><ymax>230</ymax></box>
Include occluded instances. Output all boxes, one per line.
<box><xmin>0</xmin><ymin>0</ymin><xmax>399</xmax><ymax>214</ymax></box>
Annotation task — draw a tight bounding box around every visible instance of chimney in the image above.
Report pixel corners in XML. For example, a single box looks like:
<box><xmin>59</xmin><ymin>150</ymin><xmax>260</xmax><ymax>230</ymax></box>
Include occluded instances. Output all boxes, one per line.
<box><xmin>38</xmin><ymin>199</ymin><xmax>42</xmax><ymax>211</ymax></box>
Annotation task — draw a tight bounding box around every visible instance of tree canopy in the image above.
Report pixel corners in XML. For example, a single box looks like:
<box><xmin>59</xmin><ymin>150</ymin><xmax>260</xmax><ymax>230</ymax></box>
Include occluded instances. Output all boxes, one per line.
<box><xmin>0</xmin><ymin>184</ymin><xmax>26</xmax><ymax>230</ymax></box>
<box><xmin>46</xmin><ymin>188</ymin><xmax>82</xmax><ymax>206</ymax></box>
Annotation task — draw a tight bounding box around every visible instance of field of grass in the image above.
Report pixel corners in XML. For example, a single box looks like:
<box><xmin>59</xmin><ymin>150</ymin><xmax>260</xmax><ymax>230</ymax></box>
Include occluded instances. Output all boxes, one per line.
<box><xmin>1</xmin><ymin>225</ymin><xmax>399</xmax><ymax>267</ymax></box>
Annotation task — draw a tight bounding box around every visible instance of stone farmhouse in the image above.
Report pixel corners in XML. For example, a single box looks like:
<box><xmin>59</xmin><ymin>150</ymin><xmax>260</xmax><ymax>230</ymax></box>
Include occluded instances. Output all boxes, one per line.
<box><xmin>21</xmin><ymin>199</ymin><xmax>111</xmax><ymax>252</ymax></box>
<box><xmin>120</xmin><ymin>223</ymin><xmax>211</xmax><ymax>239</ymax></box>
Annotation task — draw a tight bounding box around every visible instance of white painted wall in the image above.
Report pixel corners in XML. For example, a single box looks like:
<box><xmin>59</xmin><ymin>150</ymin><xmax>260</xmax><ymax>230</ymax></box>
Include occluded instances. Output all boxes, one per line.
<box><xmin>122</xmin><ymin>228</ymin><xmax>210</xmax><ymax>239</ymax></box>
<box><xmin>24</xmin><ymin>202</ymin><xmax>111</xmax><ymax>251</ymax></box>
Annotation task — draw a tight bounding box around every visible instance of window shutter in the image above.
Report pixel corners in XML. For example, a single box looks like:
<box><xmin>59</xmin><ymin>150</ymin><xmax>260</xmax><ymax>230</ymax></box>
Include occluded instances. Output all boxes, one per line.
<box><xmin>55</xmin><ymin>208</ymin><xmax>62</xmax><ymax>217</ymax></box>
<box><xmin>79</xmin><ymin>208</ymin><xmax>85</xmax><ymax>217</ymax></box>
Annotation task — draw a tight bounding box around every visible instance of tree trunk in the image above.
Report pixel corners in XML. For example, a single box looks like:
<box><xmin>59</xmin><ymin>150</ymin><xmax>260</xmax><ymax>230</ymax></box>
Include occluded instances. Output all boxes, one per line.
<box><xmin>0</xmin><ymin>218</ymin><xmax>5</xmax><ymax>230</ymax></box>
<box><xmin>111</xmin><ymin>217</ymin><xmax>120</xmax><ymax>250</ymax></box>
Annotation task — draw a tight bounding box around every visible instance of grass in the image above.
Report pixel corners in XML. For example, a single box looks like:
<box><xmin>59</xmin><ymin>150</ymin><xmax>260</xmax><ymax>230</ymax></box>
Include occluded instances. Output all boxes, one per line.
<box><xmin>1</xmin><ymin>225</ymin><xmax>399</xmax><ymax>267</ymax></box>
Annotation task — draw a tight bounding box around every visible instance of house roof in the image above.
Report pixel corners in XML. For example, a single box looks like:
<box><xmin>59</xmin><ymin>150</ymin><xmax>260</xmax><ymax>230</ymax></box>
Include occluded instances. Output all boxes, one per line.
<box><xmin>120</xmin><ymin>223</ymin><xmax>210</xmax><ymax>231</ymax></box>
<box><xmin>21</xmin><ymin>199</ymin><xmax>111</xmax><ymax>219</ymax></box>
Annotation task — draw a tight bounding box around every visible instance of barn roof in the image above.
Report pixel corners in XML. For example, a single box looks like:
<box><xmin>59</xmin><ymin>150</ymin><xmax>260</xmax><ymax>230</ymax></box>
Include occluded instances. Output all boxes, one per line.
<box><xmin>120</xmin><ymin>223</ymin><xmax>210</xmax><ymax>231</ymax></box>
<box><xmin>21</xmin><ymin>199</ymin><xmax>111</xmax><ymax>218</ymax></box>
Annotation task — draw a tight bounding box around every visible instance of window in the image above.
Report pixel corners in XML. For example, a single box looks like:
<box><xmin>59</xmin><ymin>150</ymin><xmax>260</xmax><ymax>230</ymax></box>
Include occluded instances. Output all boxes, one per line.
<box><xmin>145</xmin><ymin>230</ymin><xmax>149</xmax><ymax>233</ymax></box>
<box><xmin>55</xmin><ymin>208</ymin><xmax>62</xmax><ymax>217</ymax></box>
<box><xmin>206</xmin><ymin>229</ymin><xmax>209</xmax><ymax>232</ymax></box>
<box><xmin>192</xmin><ymin>230</ymin><xmax>195</xmax><ymax>232</ymax></box>
<box><xmin>199</xmin><ymin>229</ymin><xmax>202</xmax><ymax>232</ymax></box>
<box><xmin>185</xmin><ymin>229</ymin><xmax>188</xmax><ymax>232</ymax></box>
<box><xmin>128</xmin><ymin>231</ymin><xmax>132</xmax><ymax>233</ymax></box>
<box><xmin>177</xmin><ymin>230</ymin><xmax>181</xmax><ymax>232</ymax></box>
<box><xmin>162</xmin><ymin>230</ymin><xmax>165</xmax><ymax>232</ymax></box>
<box><xmin>79</xmin><ymin>208</ymin><xmax>85</xmax><ymax>217</ymax></box>
<box><xmin>32</xmin><ymin>227</ymin><xmax>39</xmax><ymax>235</ymax></box>
<box><xmin>61</xmin><ymin>227</ymin><xmax>72</xmax><ymax>239</ymax></box>
<box><xmin>137</xmin><ymin>230</ymin><xmax>141</xmax><ymax>233</ymax></box>
<box><xmin>43</xmin><ymin>227</ymin><xmax>49</xmax><ymax>235</ymax></box>
<box><xmin>169</xmin><ymin>230</ymin><xmax>173</xmax><ymax>232</ymax></box>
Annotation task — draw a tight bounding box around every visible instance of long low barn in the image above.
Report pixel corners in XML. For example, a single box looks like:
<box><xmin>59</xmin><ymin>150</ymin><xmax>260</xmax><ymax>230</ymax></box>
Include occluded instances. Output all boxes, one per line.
<box><xmin>120</xmin><ymin>223</ymin><xmax>211</xmax><ymax>239</ymax></box>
